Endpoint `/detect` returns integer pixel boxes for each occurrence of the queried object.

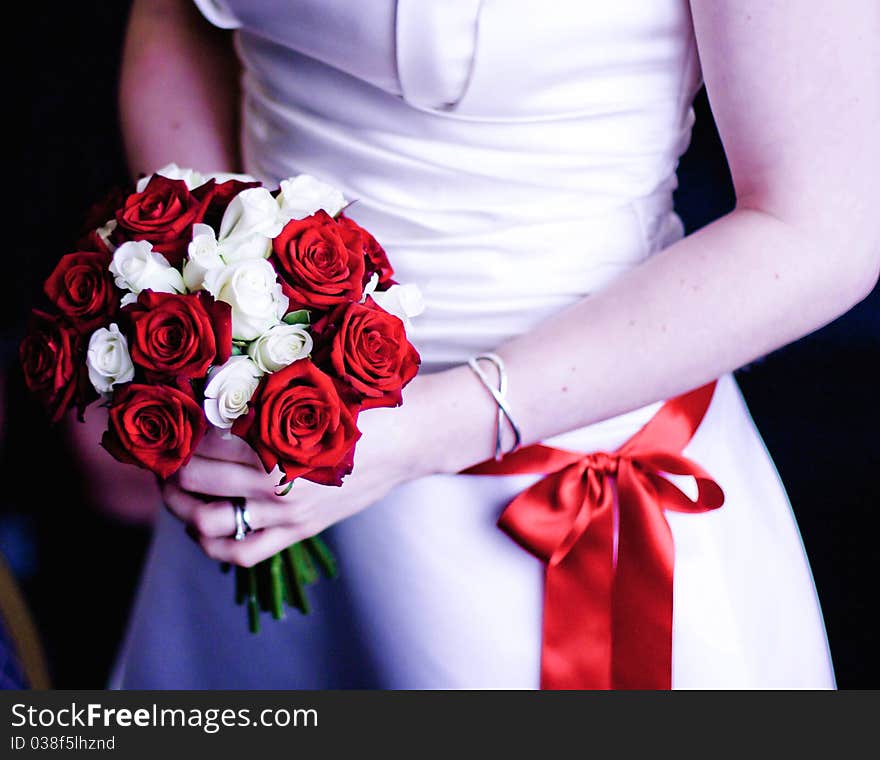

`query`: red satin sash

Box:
[464,382,724,689]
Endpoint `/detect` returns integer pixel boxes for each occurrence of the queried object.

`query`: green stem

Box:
[269,553,286,620]
[246,566,260,634]
[295,542,319,585]
[284,547,310,614]
[306,535,339,579]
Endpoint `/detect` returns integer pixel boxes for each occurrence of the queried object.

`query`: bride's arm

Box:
[168,0,879,565]
[65,0,241,523]
[119,0,241,176]
[427,0,880,474]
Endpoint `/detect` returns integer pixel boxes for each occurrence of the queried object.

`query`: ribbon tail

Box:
[611,462,675,689]
[540,473,616,689]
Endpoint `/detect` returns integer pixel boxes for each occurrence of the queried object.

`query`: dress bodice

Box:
[194,0,703,366]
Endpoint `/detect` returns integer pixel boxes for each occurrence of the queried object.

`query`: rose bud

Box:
[202,175,262,221]
[43,250,119,333]
[102,383,207,479]
[270,211,366,309]
[314,298,420,410]
[232,359,361,486]
[203,355,263,430]
[247,323,313,373]
[86,323,135,395]
[125,290,231,382]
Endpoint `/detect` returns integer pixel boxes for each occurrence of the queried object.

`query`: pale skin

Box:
[84,0,879,564]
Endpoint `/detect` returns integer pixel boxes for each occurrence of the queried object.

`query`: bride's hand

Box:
[162,375,443,566]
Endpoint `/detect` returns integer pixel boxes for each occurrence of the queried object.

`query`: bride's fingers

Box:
[173,456,278,500]
[199,525,312,567]
[186,497,295,539]
[161,480,219,524]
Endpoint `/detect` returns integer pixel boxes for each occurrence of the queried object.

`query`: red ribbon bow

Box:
[465,382,724,689]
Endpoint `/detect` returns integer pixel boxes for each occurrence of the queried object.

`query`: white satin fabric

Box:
[111,0,835,688]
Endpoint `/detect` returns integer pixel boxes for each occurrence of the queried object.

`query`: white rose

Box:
[135,163,206,193]
[207,171,258,185]
[203,356,263,430]
[247,323,313,373]
[203,259,289,341]
[370,284,426,330]
[136,166,259,193]
[278,174,347,221]
[86,323,134,394]
[183,224,225,291]
[109,241,185,306]
[217,187,284,262]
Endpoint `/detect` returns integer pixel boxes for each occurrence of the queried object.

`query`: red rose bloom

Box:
[337,214,395,287]
[114,175,212,266]
[270,210,366,309]
[315,298,420,409]
[102,383,207,479]
[125,290,231,381]
[43,250,118,332]
[19,311,86,422]
[232,359,361,486]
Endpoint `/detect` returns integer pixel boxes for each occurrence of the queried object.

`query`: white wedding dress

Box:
[111,0,835,688]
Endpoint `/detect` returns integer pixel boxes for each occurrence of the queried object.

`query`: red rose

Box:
[315,298,420,409]
[19,311,87,422]
[114,175,212,266]
[337,214,395,287]
[125,290,231,381]
[270,211,366,309]
[102,383,207,479]
[43,250,119,332]
[232,359,361,486]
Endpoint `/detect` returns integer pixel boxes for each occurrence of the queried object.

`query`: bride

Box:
[103,0,877,688]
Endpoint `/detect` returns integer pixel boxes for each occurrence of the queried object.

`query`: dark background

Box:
[1,3,877,688]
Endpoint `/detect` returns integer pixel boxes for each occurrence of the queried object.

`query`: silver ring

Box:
[232,501,253,541]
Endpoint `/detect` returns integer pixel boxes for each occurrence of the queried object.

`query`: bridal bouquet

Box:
[20,164,422,632]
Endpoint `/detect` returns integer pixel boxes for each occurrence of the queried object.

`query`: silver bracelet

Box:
[466,353,522,460]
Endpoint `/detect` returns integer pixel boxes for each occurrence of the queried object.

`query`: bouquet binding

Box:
[20,164,423,632]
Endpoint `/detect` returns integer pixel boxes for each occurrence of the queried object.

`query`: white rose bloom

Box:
[183,224,225,291]
[203,356,263,430]
[207,171,258,185]
[217,187,285,262]
[86,323,135,394]
[135,163,206,193]
[203,259,289,341]
[109,241,185,307]
[370,284,426,330]
[278,174,347,221]
[136,166,259,193]
[247,323,313,373]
